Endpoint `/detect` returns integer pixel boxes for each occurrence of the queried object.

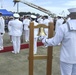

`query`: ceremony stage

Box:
[0,42,43,53]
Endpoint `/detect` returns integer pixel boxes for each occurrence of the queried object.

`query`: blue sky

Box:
[0,0,76,16]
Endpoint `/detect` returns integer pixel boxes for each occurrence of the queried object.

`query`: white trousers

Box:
[24,30,29,41]
[60,61,76,75]
[12,36,21,53]
[34,37,38,54]
[0,34,3,48]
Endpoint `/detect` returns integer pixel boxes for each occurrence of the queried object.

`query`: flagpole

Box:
[17,2,19,13]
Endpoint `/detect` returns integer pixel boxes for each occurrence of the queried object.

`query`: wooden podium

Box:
[28,22,54,75]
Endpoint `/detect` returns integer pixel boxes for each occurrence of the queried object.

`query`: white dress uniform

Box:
[10,14,23,54]
[43,18,51,36]
[23,18,30,42]
[30,15,39,54]
[0,16,5,50]
[41,19,76,75]
[55,17,64,33]
[33,21,38,54]
[8,19,14,36]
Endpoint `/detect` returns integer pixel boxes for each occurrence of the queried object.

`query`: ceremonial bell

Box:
[37,27,46,36]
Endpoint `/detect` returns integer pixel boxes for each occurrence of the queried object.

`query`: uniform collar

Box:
[67,20,76,30]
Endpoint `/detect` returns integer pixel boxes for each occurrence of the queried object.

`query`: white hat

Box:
[13,13,20,18]
[31,15,36,18]
[68,8,76,13]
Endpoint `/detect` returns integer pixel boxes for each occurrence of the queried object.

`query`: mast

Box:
[13,0,52,15]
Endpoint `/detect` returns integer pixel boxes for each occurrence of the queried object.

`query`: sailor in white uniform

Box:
[0,12,5,50]
[31,15,38,54]
[8,16,14,42]
[42,16,50,37]
[39,8,76,75]
[37,15,43,24]
[43,15,53,37]
[23,15,30,42]
[10,13,23,54]
[55,14,64,33]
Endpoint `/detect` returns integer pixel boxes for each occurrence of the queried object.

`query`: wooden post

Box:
[29,22,34,75]
[46,22,54,75]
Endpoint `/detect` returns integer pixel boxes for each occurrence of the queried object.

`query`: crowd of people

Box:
[0,11,71,54]
[0,12,54,54]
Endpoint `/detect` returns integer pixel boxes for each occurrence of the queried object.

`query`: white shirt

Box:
[23,18,30,30]
[0,16,5,33]
[10,19,23,36]
[8,19,14,35]
[43,19,76,64]
[33,21,39,38]
[55,18,64,32]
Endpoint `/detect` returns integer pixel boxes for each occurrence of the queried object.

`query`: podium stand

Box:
[29,22,54,75]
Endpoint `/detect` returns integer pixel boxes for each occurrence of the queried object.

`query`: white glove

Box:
[38,36,48,47]
[38,36,47,41]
